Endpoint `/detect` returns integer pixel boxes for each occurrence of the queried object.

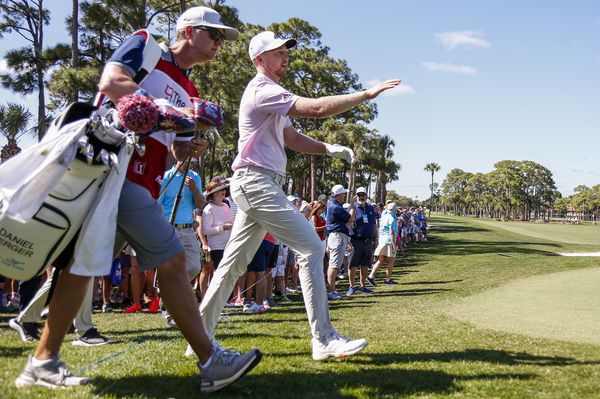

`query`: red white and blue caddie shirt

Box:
[98,31,198,199]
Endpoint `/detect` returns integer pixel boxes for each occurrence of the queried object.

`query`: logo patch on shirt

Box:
[164,84,186,107]
[133,160,146,175]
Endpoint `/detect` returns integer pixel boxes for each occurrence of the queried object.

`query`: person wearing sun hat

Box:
[198,29,400,361]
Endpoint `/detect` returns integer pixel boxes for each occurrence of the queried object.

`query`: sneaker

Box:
[102,303,113,313]
[15,354,93,388]
[337,273,347,280]
[148,297,160,313]
[311,332,368,361]
[199,345,262,393]
[262,300,271,310]
[267,297,277,307]
[72,328,112,346]
[7,297,20,312]
[243,303,263,313]
[358,286,374,294]
[226,298,244,307]
[346,286,356,296]
[285,287,298,294]
[365,276,378,287]
[9,318,40,342]
[123,303,143,313]
[384,279,398,285]
[277,294,292,303]
[327,292,343,300]
[225,298,238,308]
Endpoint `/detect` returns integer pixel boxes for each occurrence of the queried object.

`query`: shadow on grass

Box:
[358,349,599,367]
[402,279,464,285]
[422,217,563,257]
[90,366,535,399]
[0,346,32,358]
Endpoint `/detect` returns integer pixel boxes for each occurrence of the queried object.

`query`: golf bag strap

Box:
[93,29,163,107]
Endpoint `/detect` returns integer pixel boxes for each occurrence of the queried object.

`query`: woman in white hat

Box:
[201,180,233,270]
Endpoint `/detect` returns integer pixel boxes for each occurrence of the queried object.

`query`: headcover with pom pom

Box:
[191,97,224,127]
[117,93,160,133]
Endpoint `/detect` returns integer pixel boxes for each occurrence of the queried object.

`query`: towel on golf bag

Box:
[0,108,131,280]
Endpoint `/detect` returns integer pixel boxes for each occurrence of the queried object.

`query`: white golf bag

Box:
[0,103,131,281]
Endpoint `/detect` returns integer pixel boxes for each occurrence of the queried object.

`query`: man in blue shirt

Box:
[160,161,204,282]
[326,184,352,300]
[347,187,377,295]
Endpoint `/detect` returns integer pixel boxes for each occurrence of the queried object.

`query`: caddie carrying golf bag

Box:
[0,103,130,281]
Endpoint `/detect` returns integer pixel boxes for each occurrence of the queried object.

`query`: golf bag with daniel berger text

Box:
[0,103,133,281]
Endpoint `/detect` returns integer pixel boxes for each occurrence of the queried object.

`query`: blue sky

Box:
[2,0,599,200]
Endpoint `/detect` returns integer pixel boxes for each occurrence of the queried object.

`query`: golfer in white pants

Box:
[199,30,400,360]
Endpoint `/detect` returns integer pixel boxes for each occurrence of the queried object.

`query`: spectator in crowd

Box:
[326,185,352,300]
[243,233,277,312]
[159,160,205,283]
[368,202,399,285]
[309,200,328,274]
[9,270,112,346]
[347,187,377,294]
[202,180,233,269]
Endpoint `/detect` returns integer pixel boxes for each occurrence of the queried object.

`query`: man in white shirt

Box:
[199,31,400,361]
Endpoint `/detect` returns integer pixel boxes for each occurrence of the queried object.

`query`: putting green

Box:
[472,219,600,245]
[449,267,600,345]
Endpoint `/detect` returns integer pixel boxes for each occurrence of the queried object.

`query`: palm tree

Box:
[0,103,33,163]
[424,162,441,216]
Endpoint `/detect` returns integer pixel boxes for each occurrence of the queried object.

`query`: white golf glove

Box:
[324,143,355,163]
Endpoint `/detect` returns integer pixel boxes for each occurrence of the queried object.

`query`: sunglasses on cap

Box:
[194,26,225,42]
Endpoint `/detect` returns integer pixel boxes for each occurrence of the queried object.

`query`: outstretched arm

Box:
[283,126,327,154]
[288,79,400,118]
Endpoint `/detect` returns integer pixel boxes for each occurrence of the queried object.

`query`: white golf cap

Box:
[176,6,239,40]
[249,31,296,60]
[387,202,397,211]
[356,187,367,194]
[331,184,348,196]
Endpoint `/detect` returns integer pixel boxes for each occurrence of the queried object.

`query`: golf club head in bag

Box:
[0,103,128,280]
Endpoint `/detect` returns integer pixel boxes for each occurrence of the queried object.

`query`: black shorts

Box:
[248,240,275,272]
[350,237,373,268]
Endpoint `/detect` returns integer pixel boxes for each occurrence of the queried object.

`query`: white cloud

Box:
[0,59,9,73]
[435,30,491,50]
[366,79,416,96]
[421,62,479,75]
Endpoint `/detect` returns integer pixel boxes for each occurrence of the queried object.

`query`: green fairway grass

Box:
[2,214,600,398]
[469,218,600,246]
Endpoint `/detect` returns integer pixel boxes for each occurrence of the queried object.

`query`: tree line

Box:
[428,160,562,221]
[0,0,400,202]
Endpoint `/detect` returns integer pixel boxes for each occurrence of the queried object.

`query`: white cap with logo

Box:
[176,6,240,40]
[356,187,367,194]
[249,31,297,60]
[331,184,349,196]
